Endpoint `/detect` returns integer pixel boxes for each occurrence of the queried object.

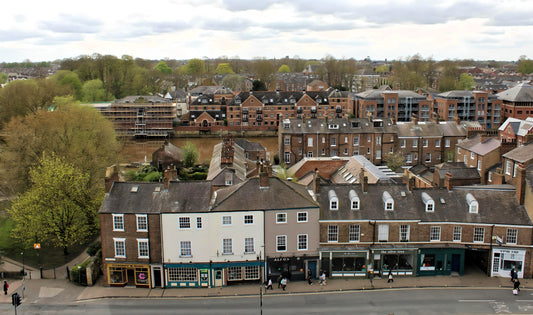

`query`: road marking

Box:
[490,301,511,314]
[516,300,533,302]
[458,300,495,302]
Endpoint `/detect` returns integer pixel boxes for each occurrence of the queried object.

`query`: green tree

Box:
[222,74,246,91]
[0,72,7,84]
[1,97,119,194]
[154,61,173,74]
[183,142,199,168]
[253,59,276,89]
[278,64,290,73]
[215,63,234,74]
[82,79,108,102]
[184,58,206,83]
[383,152,406,172]
[517,57,533,74]
[375,65,389,74]
[51,70,83,100]
[8,154,99,255]
[457,73,475,90]
[252,79,267,91]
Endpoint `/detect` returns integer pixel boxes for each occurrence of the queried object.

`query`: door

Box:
[307,261,317,279]
[127,269,135,286]
[452,254,461,273]
[214,268,223,287]
[152,267,162,288]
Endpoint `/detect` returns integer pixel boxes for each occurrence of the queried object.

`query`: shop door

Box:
[200,269,209,287]
[127,269,135,286]
[214,268,223,287]
[153,267,162,288]
[451,254,461,272]
[308,261,317,278]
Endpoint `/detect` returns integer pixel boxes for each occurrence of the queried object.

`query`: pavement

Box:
[0,266,528,305]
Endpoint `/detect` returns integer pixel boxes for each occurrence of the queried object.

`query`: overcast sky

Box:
[1,0,532,63]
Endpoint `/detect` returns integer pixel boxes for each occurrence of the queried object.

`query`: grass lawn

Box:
[0,200,93,269]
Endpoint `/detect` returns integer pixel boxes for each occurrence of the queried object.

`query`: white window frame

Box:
[136,214,148,232]
[179,217,191,229]
[445,139,450,147]
[513,163,518,178]
[297,234,308,251]
[349,224,360,242]
[506,228,518,244]
[222,238,233,255]
[477,160,481,171]
[400,139,406,148]
[308,137,313,147]
[453,226,462,242]
[284,152,290,164]
[113,214,124,231]
[378,224,389,242]
[412,140,417,148]
[297,212,308,223]
[351,198,360,210]
[114,238,126,258]
[400,225,410,242]
[470,152,474,160]
[180,241,192,257]
[328,225,338,242]
[244,237,254,254]
[244,215,254,225]
[422,139,428,147]
[276,235,287,252]
[430,226,441,241]
[284,137,290,145]
[222,215,232,225]
[436,139,441,147]
[505,160,512,175]
[276,212,287,224]
[473,227,485,243]
[137,238,149,258]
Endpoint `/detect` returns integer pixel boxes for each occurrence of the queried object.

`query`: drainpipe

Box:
[490,224,495,277]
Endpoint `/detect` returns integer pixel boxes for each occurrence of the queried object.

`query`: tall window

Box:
[179,217,191,229]
[276,213,287,223]
[422,139,428,147]
[222,216,232,225]
[196,217,202,229]
[505,161,512,175]
[400,225,410,241]
[378,224,389,242]
[445,139,450,147]
[353,137,359,146]
[430,226,441,241]
[400,139,406,148]
[223,238,233,254]
[284,152,290,163]
[436,139,441,147]
[136,215,148,232]
[413,140,417,148]
[453,226,462,242]
[308,137,313,147]
[276,235,287,251]
[114,238,126,258]
[180,241,191,257]
[328,225,338,242]
[349,225,360,242]
[244,215,254,224]
[284,137,290,145]
[137,239,149,258]
[113,214,124,231]
[473,227,485,242]
[297,212,308,222]
[244,237,254,253]
[506,228,518,244]
[298,234,308,250]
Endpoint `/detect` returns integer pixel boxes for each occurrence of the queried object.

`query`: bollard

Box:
[66,266,70,280]
[40,267,43,279]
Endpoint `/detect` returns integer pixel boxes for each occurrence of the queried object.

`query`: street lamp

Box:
[258,250,263,315]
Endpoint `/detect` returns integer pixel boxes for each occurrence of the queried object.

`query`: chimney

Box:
[313,168,320,194]
[259,162,269,188]
[105,165,120,193]
[412,114,418,125]
[359,168,365,185]
[516,165,526,205]
[407,176,415,191]
[454,114,461,125]
[362,175,368,193]
[444,172,453,191]
[367,111,373,122]
[432,111,439,124]
[163,167,171,190]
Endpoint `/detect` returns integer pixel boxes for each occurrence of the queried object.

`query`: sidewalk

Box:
[1,271,527,304]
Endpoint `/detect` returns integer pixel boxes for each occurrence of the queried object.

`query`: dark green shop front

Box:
[418,248,464,276]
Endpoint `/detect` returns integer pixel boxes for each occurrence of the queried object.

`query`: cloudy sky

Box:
[1,0,532,63]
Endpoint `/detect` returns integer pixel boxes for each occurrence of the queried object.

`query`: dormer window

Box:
[349,190,360,210]
[383,191,394,211]
[329,190,339,210]
[466,193,478,213]
[421,192,434,212]
[328,124,339,129]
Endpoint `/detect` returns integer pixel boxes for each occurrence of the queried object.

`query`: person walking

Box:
[265,277,273,290]
[388,269,394,283]
[277,274,283,289]
[513,278,521,295]
[319,271,327,286]
[3,280,8,295]
[307,269,313,285]
[281,277,287,291]
[511,268,517,282]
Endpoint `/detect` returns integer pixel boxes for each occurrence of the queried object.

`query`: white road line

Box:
[458,300,496,302]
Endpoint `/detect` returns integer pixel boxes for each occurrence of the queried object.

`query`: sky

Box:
[1,0,532,63]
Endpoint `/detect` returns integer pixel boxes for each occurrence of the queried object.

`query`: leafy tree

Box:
[253,59,276,89]
[184,58,206,83]
[215,63,234,74]
[51,70,83,100]
[383,152,405,172]
[517,57,533,74]
[8,154,99,255]
[222,74,246,91]
[252,79,267,91]
[82,79,109,102]
[1,97,119,194]
[154,61,173,74]
[278,65,290,73]
[183,141,199,168]
[0,72,7,84]
[375,65,389,73]
[457,73,475,90]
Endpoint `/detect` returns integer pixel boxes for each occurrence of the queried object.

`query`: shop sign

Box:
[273,257,290,262]
[382,250,406,254]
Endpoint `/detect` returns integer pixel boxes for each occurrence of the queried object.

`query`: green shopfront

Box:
[417,248,465,276]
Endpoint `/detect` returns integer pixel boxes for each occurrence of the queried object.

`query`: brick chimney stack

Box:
[444,172,453,191]
[163,166,178,190]
[412,114,418,125]
[407,176,415,191]
[259,161,269,188]
[516,165,526,205]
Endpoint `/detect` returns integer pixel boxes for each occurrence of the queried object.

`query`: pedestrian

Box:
[281,277,287,291]
[3,280,8,295]
[388,270,394,283]
[277,274,283,288]
[307,269,313,285]
[511,268,517,282]
[513,278,521,295]
[319,271,327,286]
[265,277,273,290]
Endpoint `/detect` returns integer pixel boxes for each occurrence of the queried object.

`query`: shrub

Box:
[86,241,101,256]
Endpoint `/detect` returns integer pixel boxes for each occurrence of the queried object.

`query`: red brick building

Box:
[497,82,533,120]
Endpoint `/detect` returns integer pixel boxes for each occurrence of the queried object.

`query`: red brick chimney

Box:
[412,114,418,125]
[163,166,178,190]
[491,168,504,185]
[362,175,368,193]
[444,172,453,191]
[516,165,526,205]
[259,162,269,188]
[313,168,320,194]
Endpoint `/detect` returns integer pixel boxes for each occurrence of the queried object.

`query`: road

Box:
[1,288,532,314]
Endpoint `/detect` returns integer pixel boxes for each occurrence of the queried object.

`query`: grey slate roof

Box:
[99,182,165,214]
[498,117,533,136]
[162,181,213,213]
[318,183,531,226]
[456,135,500,155]
[503,143,533,163]
[497,82,533,102]
[211,177,318,211]
[435,162,480,180]
[281,117,396,134]
[207,142,248,183]
[234,138,266,152]
[355,89,426,100]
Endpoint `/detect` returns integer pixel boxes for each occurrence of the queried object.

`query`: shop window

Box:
[136,214,148,232]
[332,256,366,272]
[228,267,242,281]
[168,267,197,282]
[420,254,435,270]
[135,267,149,286]
[245,266,260,280]
[109,267,126,284]
[506,228,518,244]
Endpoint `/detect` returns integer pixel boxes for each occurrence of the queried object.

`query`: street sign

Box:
[34,243,40,249]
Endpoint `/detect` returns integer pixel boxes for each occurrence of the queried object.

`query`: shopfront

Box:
[267,256,318,281]
[418,248,465,276]
[320,250,368,277]
[372,248,417,277]
[105,263,151,288]
[491,248,526,278]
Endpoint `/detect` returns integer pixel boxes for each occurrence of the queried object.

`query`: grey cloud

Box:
[101,20,191,40]
[39,14,102,34]
[220,0,279,11]
[201,18,253,31]
[0,29,42,41]
[34,33,86,45]
[488,11,533,26]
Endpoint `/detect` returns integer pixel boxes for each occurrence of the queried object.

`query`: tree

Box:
[82,79,108,102]
[154,61,173,74]
[375,65,389,74]
[8,154,99,254]
[215,63,234,74]
[0,72,7,84]
[517,57,533,74]
[252,79,267,91]
[222,74,246,91]
[184,58,206,83]
[1,97,119,194]
[253,59,276,89]
[183,142,199,168]
[51,70,83,100]
[457,73,475,90]
[383,152,406,172]
[278,65,290,73]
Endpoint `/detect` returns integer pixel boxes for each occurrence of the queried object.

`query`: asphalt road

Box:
[2,288,533,315]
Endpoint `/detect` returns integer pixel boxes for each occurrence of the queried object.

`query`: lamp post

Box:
[258,250,263,315]
[21,251,24,298]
